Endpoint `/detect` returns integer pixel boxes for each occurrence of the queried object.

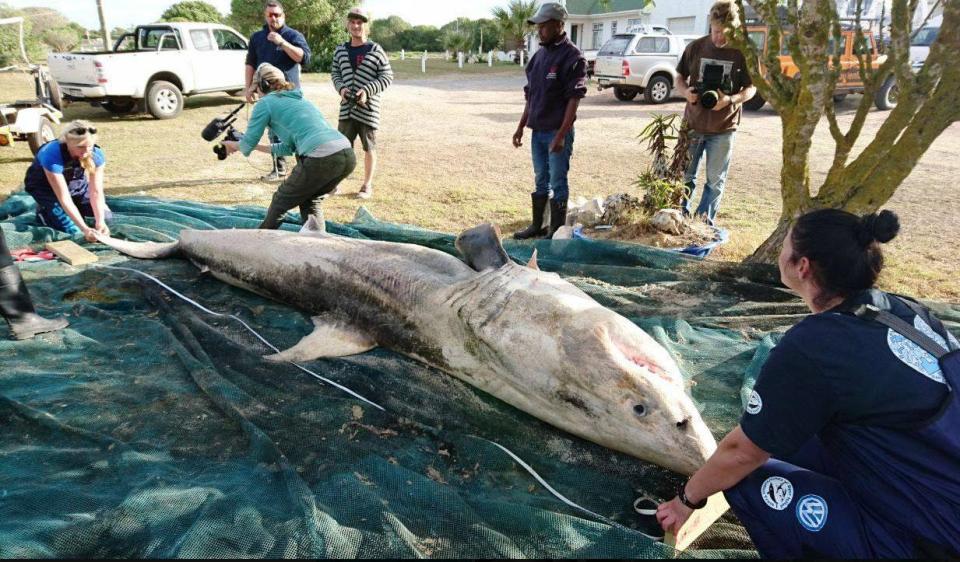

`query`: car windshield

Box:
[910,27,939,47]
[599,35,633,56]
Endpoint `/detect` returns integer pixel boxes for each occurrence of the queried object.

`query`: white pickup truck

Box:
[594,32,699,104]
[47,22,249,119]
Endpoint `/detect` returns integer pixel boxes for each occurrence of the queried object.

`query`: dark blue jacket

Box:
[523,33,587,132]
[245,25,311,88]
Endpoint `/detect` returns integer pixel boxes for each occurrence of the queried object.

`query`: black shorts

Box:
[337,119,377,152]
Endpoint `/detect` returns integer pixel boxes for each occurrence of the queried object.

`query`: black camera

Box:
[202,102,246,160]
[694,62,732,110]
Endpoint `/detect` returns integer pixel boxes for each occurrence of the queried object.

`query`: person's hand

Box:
[82,227,98,243]
[221,141,240,155]
[549,133,566,153]
[685,90,700,105]
[95,221,110,238]
[656,497,694,536]
[340,88,351,103]
[355,89,368,107]
[512,129,524,148]
[712,94,733,111]
[245,86,259,103]
[267,32,285,46]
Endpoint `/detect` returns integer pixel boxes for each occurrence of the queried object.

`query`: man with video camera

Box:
[675,0,756,226]
[222,64,355,230]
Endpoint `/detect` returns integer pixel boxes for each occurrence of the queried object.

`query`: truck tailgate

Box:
[47,53,99,86]
[595,56,625,78]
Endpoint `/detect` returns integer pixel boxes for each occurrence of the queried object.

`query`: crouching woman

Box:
[24,120,111,242]
[223,63,356,228]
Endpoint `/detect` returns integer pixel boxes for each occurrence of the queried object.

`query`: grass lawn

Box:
[1,65,958,302]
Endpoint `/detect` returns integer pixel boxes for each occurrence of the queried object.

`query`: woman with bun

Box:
[657,209,959,558]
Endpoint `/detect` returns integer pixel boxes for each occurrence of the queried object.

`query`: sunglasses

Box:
[266,12,284,18]
[70,127,97,135]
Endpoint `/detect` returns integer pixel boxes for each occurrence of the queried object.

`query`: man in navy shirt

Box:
[511,2,587,240]
[244,0,311,181]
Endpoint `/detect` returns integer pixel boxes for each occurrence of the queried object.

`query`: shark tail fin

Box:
[94,233,181,259]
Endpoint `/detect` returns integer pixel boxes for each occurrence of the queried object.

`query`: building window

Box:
[611,21,618,36]
[627,18,643,32]
[592,22,603,49]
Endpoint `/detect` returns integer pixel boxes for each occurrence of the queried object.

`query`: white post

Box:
[401,49,405,60]
[421,54,426,73]
[458,51,464,68]
[488,50,493,67]
[520,50,525,67]
[445,49,449,60]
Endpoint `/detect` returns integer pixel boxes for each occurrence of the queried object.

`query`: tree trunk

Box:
[746,213,794,264]
[97,0,110,51]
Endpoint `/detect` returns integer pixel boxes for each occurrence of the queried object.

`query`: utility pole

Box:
[97,0,110,51]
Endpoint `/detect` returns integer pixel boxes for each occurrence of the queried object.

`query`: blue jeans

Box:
[531,128,574,202]
[683,130,734,225]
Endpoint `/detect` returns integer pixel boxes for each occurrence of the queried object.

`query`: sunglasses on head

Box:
[71,127,97,135]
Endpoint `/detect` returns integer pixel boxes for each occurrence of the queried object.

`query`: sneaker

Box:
[261,170,286,182]
[357,185,373,199]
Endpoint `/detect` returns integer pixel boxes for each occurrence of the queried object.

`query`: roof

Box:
[564,0,650,16]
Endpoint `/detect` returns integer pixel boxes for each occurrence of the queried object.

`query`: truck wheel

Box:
[146,80,183,119]
[743,93,766,111]
[46,79,63,111]
[27,117,56,155]
[103,98,138,114]
[613,87,638,102]
[832,93,848,104]
[643,75,672,104]
[874,76,898,110]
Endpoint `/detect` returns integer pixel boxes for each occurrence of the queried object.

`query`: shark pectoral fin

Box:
[527,248,540,270]
[264,318,377,363]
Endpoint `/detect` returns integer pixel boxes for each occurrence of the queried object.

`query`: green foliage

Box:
[396,26,443,52]
[229,0,352,72]
[0,4,49,65]
[635,114,690,213]
[370,15,410,51]
[161,1,224,23]
[441,30,472,56]
[491,0,537,52]
[633,172,689,214]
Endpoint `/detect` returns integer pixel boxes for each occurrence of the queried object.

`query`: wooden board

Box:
[45,240,98,266]
[665,492,730,552]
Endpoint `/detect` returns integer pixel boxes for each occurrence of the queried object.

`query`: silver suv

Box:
[594,32,699,104]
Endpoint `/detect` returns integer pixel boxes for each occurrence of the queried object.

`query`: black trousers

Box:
[0,230,13,269]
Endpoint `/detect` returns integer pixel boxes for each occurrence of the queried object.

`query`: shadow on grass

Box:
[60,95,244,123]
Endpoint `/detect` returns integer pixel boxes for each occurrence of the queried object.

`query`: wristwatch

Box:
[677,479,707,510]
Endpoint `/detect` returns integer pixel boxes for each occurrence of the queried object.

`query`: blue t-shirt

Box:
[24,141,106,198]
[347,42,374,71]
[245,25,311,88]
[741,289,957,458]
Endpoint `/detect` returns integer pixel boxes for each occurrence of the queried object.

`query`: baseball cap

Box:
[527,2,568,24]
[347,7,371,22]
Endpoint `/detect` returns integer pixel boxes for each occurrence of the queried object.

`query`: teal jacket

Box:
[239,89,346,158]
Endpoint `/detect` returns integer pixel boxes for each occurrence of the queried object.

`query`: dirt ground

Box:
[1,67,958,300]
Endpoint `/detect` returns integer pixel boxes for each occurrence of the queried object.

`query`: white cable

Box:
[95,264,664,542]
[95,265,385,412]
[485,439,664,542]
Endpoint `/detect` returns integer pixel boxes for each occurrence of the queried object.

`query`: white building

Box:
[556,0,715,52]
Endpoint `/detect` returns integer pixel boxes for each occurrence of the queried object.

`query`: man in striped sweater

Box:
[331,7,393,199]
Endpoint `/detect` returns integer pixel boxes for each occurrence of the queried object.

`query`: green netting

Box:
[2,193,958,559]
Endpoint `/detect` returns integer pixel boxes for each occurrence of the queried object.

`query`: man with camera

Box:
[331,7,393,200]
[244,0,311,182]
[675,0,756,226]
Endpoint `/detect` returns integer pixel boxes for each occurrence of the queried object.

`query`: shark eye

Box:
[677,418,690,430]
[633,404,648,417]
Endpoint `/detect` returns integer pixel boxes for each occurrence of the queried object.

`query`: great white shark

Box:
[96,221,717,475]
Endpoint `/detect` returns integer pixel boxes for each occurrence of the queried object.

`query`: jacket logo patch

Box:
[547,65,558,80]
[746,390,762,415]
[796,495,828,532]
[761,476,793,511]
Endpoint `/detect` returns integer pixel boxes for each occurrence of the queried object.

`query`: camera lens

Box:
[701,90,720,109]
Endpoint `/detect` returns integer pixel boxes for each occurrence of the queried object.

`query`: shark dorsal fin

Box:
[527,248,540,270]
[300,215,327,235]
[455,223,511,272]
